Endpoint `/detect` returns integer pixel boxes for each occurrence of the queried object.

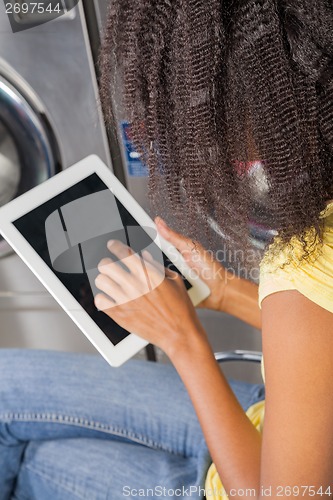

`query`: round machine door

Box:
[0,74,58,257]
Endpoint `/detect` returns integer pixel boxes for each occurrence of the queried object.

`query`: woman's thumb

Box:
[155,217,189,251]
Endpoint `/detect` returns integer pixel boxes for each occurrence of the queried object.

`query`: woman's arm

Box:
[223,275,261,331]
[260,290,333,495]
[172,290,333,499]
[94,241,333,498]
[155,217,262,330]
[170,334,263,497]
[94,240,263,496]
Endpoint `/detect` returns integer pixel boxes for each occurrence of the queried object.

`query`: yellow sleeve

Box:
[204,401,265,499]
[259,225,333,314]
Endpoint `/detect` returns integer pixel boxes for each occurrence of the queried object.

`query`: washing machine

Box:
[0,0,114,353]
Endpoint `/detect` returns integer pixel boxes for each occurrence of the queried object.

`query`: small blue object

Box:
[121,122,149,177]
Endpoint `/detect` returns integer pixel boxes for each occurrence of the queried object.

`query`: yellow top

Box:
[205,201,333,499]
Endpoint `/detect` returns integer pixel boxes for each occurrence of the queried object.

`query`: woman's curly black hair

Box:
[99,0,333,269]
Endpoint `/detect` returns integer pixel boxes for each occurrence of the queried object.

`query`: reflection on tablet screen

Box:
[13,174,192,346]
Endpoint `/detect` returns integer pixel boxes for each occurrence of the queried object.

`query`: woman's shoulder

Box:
[259,201,333,314]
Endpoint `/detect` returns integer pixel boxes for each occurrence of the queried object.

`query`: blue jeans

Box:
[0,349,265,500]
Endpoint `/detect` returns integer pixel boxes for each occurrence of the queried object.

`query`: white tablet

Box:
[0,155,210,367]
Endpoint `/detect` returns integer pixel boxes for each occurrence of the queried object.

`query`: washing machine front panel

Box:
[0,74,57,257]
[0,1,111,170]
[0,122,20,207]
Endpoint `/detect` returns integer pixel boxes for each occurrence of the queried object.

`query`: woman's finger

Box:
[165,266,185,284]
[95,272,127,305]
[95,266,151,305]
[107,240,142,270]
[94,292,116,312]
[141,249,154,263]
[104,241,148,282]
[141,249,166,275]
[97,256,130,286]
[155,217,213,273]
[155,217,194,253]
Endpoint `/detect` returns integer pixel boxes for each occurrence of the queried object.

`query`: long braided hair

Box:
[99,0,333,270]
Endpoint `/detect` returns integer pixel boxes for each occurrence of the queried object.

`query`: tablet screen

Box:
[13,173,192,346]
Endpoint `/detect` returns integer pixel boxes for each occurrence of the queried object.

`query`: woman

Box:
[1,0,332,498]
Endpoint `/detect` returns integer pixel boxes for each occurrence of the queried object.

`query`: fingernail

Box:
[156,217,168,231]
[142,249,152,260]
[98,257,112,268]
[107,240,115,248]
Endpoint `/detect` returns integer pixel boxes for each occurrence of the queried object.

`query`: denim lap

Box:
[0,349,265,499]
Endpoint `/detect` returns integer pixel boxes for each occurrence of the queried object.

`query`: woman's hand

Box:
[155,217,262,329]
[94,239,208,359]
[155,216,232,312]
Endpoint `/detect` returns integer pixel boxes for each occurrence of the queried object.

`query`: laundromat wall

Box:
[0,0,263,384]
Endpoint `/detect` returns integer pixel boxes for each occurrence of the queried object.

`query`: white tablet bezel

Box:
[0,155,210,367]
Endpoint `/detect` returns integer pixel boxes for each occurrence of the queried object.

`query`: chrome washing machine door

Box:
[0,74,58,257]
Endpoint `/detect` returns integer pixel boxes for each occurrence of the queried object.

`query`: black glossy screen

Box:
[13,173,191,346]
